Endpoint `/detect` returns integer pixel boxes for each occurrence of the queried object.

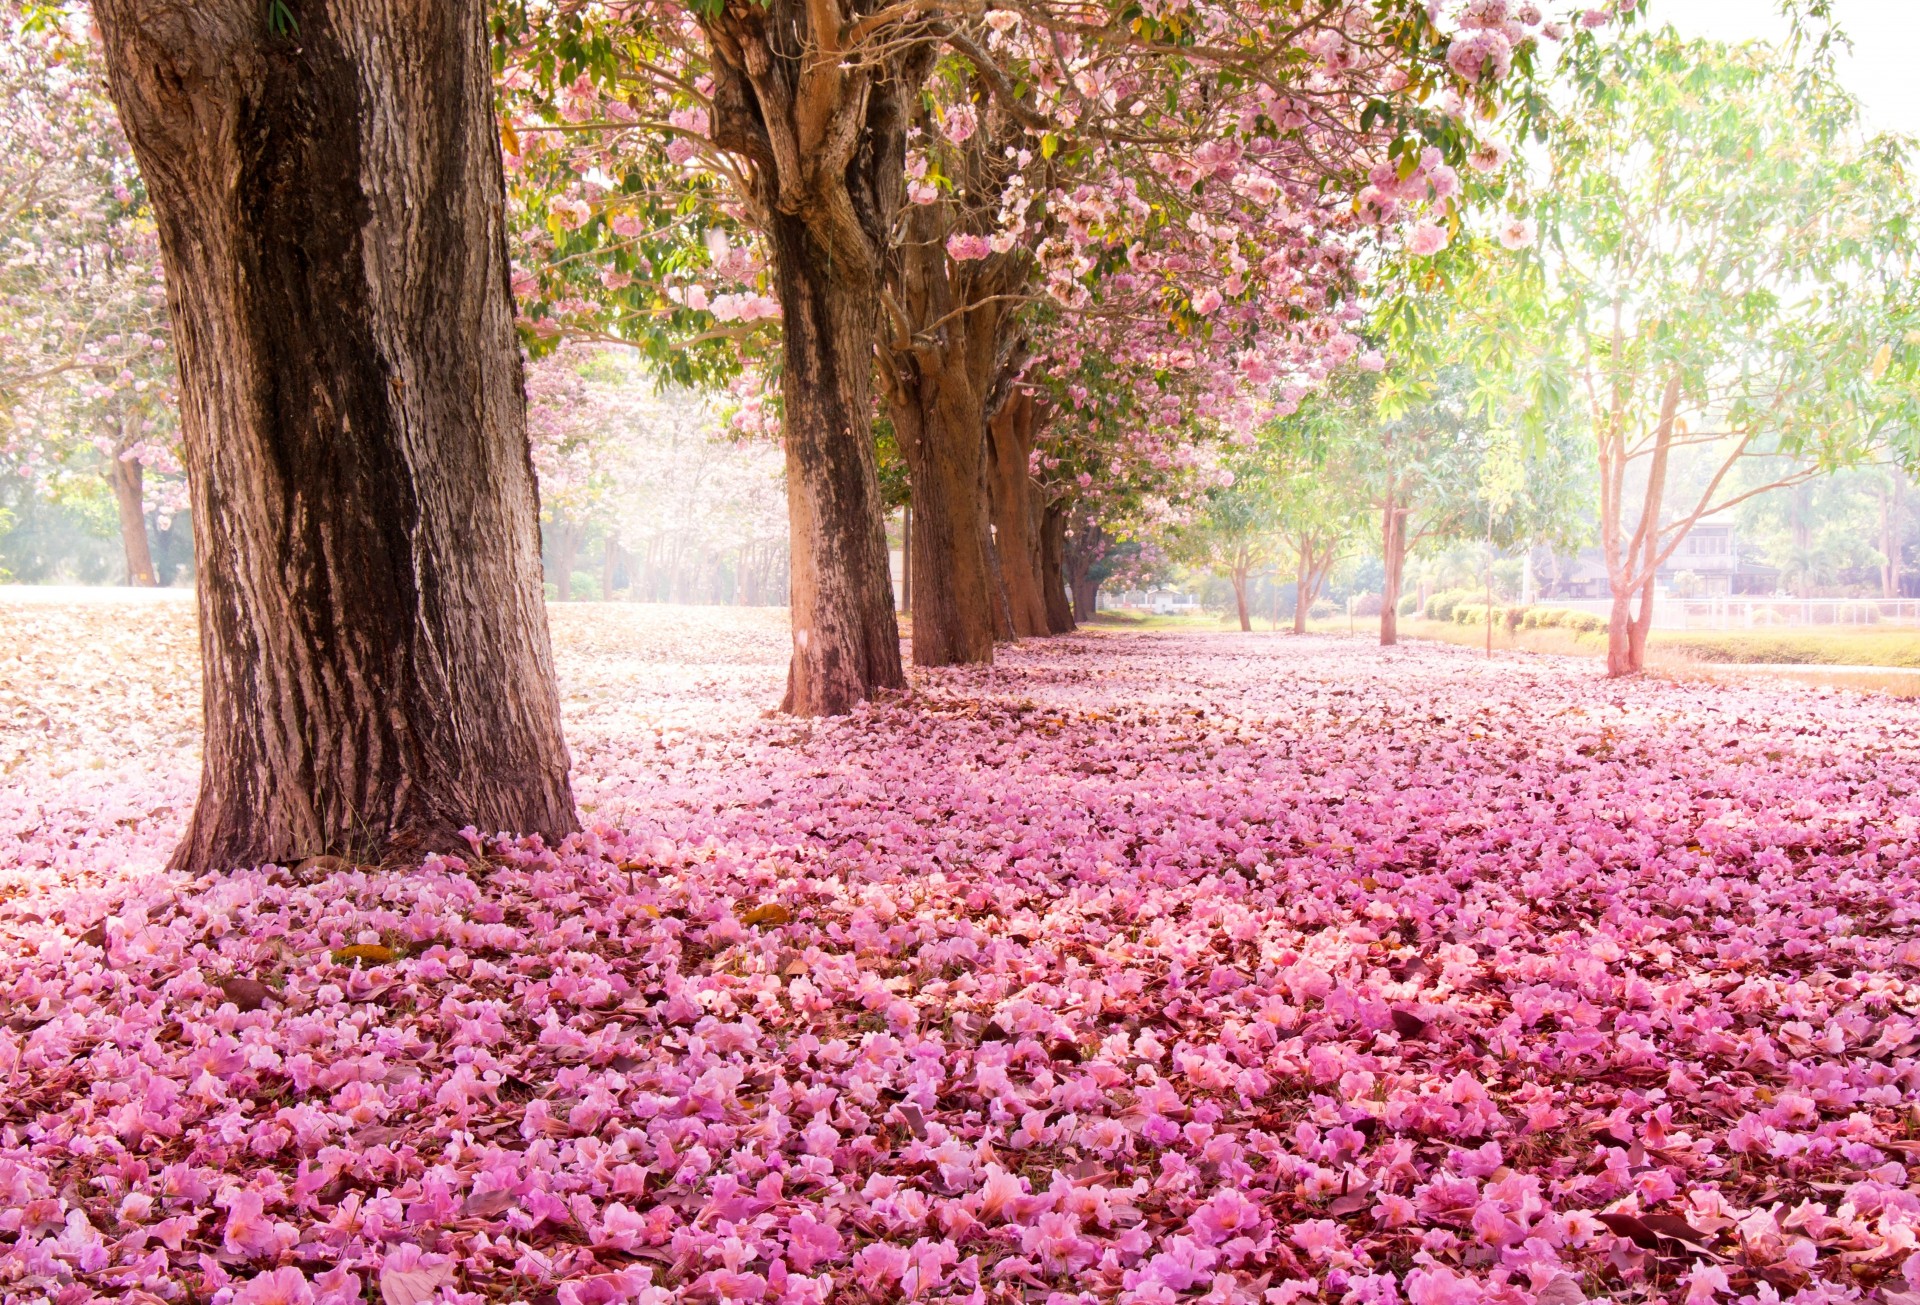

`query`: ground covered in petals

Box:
[6,595,1920,1305]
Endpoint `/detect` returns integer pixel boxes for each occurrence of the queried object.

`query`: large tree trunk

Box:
[881,204,1007,666]
[1065,519,1106,623]
[703,0,916,713]
[891,383,996,664]
[106,455,157,587]
[1039,500,1075,633]
[94,0,577,873]
[766,209,906,713]
[1037,502,1069,632]
[1380,485,1406,647]
[986,394,1051,637]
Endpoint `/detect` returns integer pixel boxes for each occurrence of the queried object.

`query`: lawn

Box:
[1316,615,1920,684]
[5,596,1920,1303]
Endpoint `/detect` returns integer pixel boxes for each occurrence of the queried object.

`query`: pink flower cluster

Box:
[6,598,1920,1305]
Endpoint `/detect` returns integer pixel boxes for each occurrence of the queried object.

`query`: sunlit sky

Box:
[1657,1,1920,138]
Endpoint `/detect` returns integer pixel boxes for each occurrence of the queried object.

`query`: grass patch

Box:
[1088,610,1238,631]
[1655,629,1920,668]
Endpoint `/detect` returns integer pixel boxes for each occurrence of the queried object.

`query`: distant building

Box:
[1545,519,1779,599]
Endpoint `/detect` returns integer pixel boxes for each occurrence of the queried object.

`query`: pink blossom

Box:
[1408,221,1450,257]
[1498,217,1538,250]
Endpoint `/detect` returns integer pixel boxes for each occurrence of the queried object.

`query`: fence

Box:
[1544,597,1920,632]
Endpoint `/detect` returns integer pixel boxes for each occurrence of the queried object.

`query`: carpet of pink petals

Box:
[6,596,1920,1305]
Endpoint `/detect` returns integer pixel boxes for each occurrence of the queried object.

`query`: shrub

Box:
[1425,589,1477,621]
[1567,611,1608,633]
[1398,592,1421,617]
[1351,593,1383,617]
[1309,599,1337,619]
[1505,605,1528,634]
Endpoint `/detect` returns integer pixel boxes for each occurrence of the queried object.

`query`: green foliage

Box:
[1423,588,1479,620]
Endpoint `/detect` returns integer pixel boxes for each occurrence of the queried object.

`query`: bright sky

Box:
[1656,0,1920,138]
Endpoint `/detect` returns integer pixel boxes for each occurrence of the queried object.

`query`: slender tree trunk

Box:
[1600,374,1681,677]
[106,455,157,587]
[1881,474,1903,599]
[1292,543,1312,635]
[986,393,1051,636]
[94,0,576,872]
[1792,482,1813,599]
[1039,500,1075,633]
[1231,567,1251,632]
[602,532,619,600]
[1380,486,1405,647]
[552,522,579,602]
[766,209,906,713]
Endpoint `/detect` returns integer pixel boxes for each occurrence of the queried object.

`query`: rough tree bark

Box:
[986,392,1051,637]
[703,1,911,713]
[1039,501,1075,633]
[889,373,996,664]
[878,204,1010,666]
[93,0,578,872]
[106,455,157,587]
[761,212,906,710]
[1065,519,1107,623]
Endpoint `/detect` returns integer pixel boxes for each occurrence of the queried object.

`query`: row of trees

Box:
[34,0,1598,871]
[1166,18,1920,674]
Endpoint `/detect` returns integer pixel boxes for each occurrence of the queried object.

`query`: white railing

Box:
[1541,597,1920,632]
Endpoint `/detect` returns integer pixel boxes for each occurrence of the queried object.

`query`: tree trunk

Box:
[1882,474,1903,599]
[892,379,996,664]
[766,209,906,713]
[93,0,577,873]
[1380,485,1405,647]
[1792,481,1813,599]
[901,503,912,612]
[1065,518,1105,623]
[551,521,579,602]
[702,0,916,713]
[106,455,157,587]
[1604,588,1637,676]
[986,393,1051,637]
[1292,543,1312,635]
[603,532,619,600]
[1039,500,1075,633]
[1231,567,1251,632]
